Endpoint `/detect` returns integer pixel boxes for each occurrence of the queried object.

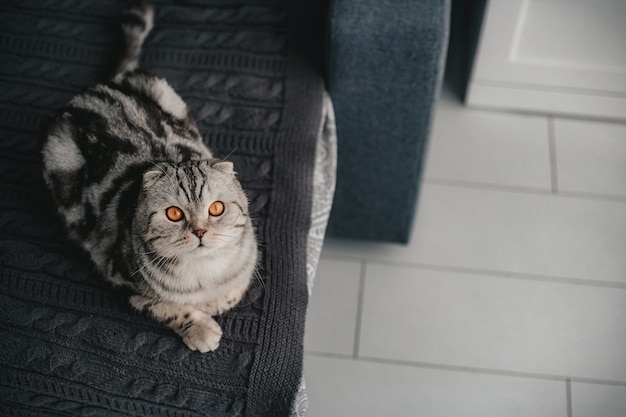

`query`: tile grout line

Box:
[566,378,573,417]
[423,177,552,196]
[371,260,626,290]
[422,178,626,203]
[352,260,367,359]
[468,105,626,125]
[470,79,626,100]
[548,116,559,194]
[320,254,626,290]
[558,189,626,203]
[304,350,626,388]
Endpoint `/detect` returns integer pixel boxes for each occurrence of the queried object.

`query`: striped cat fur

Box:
[41,1,258,353]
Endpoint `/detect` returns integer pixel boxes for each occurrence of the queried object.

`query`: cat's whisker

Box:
[253,266,265,289]
[211,238,231,245]
[136,248,160,255]
[220,147,239,162]
[153,248,182,273]
[213,233,236,239]
[132,245,180,277]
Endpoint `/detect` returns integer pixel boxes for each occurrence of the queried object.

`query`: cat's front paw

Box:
[181,313,223,353]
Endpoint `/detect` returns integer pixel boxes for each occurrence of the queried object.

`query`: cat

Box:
[41,1,258,353]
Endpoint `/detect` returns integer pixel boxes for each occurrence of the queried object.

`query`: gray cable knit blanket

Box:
[0,1,325,416]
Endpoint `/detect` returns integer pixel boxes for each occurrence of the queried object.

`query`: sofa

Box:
[0,0,449,415]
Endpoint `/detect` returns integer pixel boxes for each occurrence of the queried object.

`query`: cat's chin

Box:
[188,245,214,257]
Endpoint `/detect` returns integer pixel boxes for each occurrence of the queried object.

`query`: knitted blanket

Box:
[0,1,325,416]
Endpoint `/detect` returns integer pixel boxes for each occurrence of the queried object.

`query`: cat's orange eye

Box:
[166,206,184,222]
[209,201,225,217]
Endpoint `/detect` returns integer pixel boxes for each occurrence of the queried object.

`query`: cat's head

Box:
[133,160,253,258]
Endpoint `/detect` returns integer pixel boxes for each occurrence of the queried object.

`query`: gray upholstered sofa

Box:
[0,0,449,415]
[326,0,450,243]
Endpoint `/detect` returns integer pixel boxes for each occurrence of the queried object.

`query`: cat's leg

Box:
[197,285,248,316]
[130,295,222,353]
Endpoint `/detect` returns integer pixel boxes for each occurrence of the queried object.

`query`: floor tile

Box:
[554,119,626,197]
[426,90,552,190]
[322,184,626,285]
[304,258,362,356]
[571,383,626,417]
[360,263,626,382]
[304,355,567,417]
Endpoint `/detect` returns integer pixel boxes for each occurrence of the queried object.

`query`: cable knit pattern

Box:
[0,0,326,416]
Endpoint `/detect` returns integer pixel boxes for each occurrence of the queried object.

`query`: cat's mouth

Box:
[195,242,208,251]
[189,244,211,257]
[193,240,212,253]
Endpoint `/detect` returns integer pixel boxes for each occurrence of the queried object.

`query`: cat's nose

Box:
[193,229,206,238]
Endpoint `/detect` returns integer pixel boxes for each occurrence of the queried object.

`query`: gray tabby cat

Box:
[41,1,257,353]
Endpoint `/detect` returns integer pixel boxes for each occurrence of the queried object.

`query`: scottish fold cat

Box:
[41,1,257,352]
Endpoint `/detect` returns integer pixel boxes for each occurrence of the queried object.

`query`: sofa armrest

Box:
[326,0,450,243]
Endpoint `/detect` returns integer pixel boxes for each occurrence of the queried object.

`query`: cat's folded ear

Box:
[142,163,170,188]
[210,160,235,176]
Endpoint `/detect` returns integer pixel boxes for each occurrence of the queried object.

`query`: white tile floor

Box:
[303,87,626,417]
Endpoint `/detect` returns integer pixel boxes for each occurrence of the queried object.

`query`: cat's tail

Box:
[111,0,154,78]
